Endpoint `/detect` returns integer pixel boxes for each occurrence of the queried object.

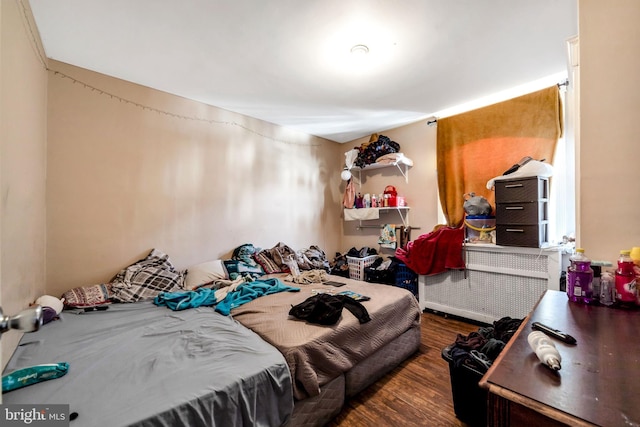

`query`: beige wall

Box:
[579,0,640,262]
[46,61,344,297]
[1,0,48,367]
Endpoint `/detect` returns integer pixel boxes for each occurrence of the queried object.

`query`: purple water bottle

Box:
[566,248,594,304]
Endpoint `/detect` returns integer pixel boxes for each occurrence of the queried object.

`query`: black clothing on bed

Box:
[289,293,371,325]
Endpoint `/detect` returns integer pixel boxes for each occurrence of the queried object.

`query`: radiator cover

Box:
[418,244,565,324]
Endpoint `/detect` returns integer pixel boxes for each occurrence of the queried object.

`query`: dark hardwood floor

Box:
[327,311,481,427]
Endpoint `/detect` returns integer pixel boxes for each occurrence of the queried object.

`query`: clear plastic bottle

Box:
[566,248,594,304]
[599,271,615,306]
[615,250,637,306]
[591,265,602,303]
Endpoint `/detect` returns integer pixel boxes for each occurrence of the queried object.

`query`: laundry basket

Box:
[346,255,378,281]
[441,345,487,426]
[395,264,418,297]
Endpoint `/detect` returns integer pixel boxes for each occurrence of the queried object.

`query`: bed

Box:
[2,301,293,427]
[235,273,422,426]
[2,274,421,427]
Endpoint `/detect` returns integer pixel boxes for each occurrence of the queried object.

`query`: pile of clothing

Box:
[363,256,404,285]
[446,317,523,373]
[245,242,331,276]
[354,134,401,168]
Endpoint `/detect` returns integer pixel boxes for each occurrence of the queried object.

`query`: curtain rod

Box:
[426,79,569,127]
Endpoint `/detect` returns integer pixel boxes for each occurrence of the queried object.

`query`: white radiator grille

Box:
[422,271,546,321]
[465,248,548,273]
[420,246,562,324]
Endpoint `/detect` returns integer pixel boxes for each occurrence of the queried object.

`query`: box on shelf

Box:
[346,255,378,281]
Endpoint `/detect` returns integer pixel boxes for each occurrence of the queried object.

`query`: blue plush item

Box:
[2,363,69,392]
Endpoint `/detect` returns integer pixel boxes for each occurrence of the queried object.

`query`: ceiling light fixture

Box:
[350,44,369,55]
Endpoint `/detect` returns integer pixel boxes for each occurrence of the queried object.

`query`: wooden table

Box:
[479,290,640,427]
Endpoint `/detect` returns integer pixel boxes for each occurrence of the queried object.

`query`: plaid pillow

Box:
[110,249,184,303]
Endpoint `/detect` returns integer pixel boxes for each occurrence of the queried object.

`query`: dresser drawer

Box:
[494,177,548,203]
[496,223,548,248]
[496,201,547,224]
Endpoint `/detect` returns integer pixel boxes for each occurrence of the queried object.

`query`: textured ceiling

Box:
[29,0,577,143]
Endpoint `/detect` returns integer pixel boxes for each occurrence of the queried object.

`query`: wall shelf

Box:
[344,207,410,228]
[352,161,410,183]
[343,158,417,247]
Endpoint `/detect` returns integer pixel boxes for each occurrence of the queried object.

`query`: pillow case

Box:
[184,259,227,290]
[110,249,184,303]
[61,283,112,308]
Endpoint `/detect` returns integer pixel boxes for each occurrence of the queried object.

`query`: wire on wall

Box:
[15,0,320,148]
[51,72,320,147]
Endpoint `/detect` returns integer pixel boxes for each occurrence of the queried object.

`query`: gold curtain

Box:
[436,85,563,228]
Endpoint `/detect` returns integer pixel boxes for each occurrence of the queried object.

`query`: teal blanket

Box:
[154,278,299,314]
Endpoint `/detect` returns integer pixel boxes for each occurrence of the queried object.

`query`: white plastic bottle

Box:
[527,331,562,370]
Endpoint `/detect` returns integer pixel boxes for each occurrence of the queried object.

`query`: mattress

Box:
[288,324,421,427]
[231,274,422,400]
[2,301,293,427]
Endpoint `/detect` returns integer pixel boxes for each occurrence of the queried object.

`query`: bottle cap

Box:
[576,248,584,253]
[621,250,631,255]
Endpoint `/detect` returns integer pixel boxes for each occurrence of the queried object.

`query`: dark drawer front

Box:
[496,201,547,224]
[496,224,548,248]
[495,177,548,203]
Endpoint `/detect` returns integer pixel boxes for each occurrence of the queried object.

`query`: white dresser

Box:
[418,243,567,324]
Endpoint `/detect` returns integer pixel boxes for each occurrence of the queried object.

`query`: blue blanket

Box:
[154,278,299,314]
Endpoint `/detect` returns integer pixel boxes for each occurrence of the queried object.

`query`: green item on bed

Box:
[2,362,69,392]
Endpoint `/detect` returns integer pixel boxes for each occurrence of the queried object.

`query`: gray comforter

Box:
[3,301,293,427]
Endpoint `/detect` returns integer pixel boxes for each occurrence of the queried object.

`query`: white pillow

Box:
[184,260,227,290]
